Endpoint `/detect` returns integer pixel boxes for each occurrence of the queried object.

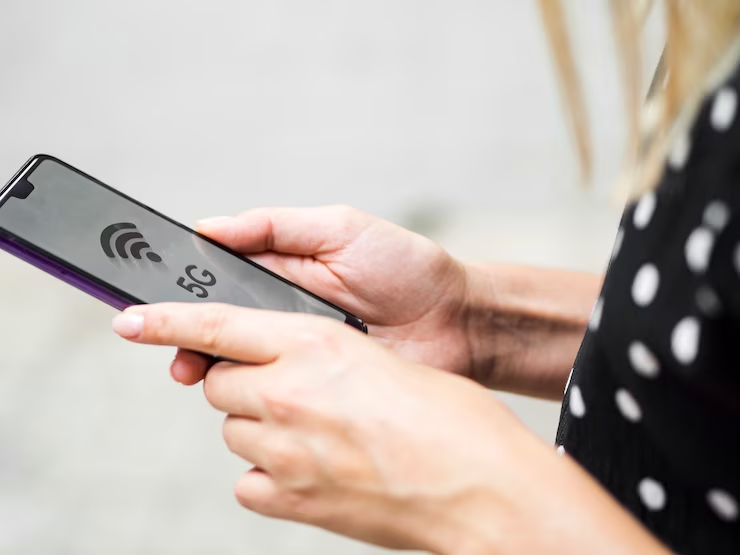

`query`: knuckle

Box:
[278,491,332,525]
[293,318,342,352]
[279,492,314,518]
[199,304,227,352]
[260,384,304,423]
[267,441,303,476]
[144,309,170,344]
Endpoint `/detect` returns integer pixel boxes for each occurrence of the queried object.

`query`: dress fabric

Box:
[556,66,740,554]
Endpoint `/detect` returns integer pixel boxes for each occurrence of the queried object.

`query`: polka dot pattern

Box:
[696,286,722,318]
[632,264,660,307]
[668,132,691,171]
[685,227,715,273]
[638,478,667,511]
[569,385,586,418]
[628,341,660,378]
[711,87,738,131]
[703,201,730,232]
[634,192,657,229]
[615,389,642,422]
[707,489,739,522]
[556,64,740,550]
[671,317,701,365]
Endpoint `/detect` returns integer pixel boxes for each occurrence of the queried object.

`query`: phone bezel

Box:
[0,154,368,333]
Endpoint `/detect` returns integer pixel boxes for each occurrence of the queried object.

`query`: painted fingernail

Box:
[112,313,144,338]
[196,216,231,228]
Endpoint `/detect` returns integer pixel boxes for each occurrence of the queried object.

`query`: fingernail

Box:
[196,216,231,228]
[112,313,144,338]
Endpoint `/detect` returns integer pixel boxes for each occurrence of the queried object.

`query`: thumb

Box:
[196,206,372,255]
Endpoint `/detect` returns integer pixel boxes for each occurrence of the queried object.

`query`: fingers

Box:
[204,361,270,417]
[223,417,308,485]
[112,302,320,363]
[234,467,283,516]
[222,415,271,468]
[234,467,321,525]
[195,206,374,255]
[170,348,213,385]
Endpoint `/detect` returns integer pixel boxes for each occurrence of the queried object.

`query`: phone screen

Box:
[0,157,352,325]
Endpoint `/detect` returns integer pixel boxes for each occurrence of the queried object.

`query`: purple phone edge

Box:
[0,235,369,333]
[0,235,132,311]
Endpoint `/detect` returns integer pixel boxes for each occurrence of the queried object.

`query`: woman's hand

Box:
[189,206,472,379]
[190,207,601,399]
[113,303,671,555]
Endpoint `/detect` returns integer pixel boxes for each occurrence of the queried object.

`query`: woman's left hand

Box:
[112,304,672,555]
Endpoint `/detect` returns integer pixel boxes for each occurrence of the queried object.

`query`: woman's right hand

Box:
[187,206,471,376]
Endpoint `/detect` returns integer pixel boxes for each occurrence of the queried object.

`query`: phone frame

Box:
[0,154,368,333]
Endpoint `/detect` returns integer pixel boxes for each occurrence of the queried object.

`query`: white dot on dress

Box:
[634,192,657,229]
[615,388,642,422]
[628,341,660,378]
[611,227,625,261]
[589,298,604,332]
[685,227,715,273]
[668,132,691,171]
[696,286,722,318]
[703,201,731,232]
[711,87,738,131]
[638,477,667,511]
[671,317,701,365]
[632,264,660,307]
[707,489,739,522]
[556,445,566,456]
[569,385,586,418]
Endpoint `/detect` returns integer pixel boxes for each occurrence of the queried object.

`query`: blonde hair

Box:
[538,0,740,197]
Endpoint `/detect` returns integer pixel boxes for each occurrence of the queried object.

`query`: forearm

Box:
[434,445,673,555]
[462,263,603,400]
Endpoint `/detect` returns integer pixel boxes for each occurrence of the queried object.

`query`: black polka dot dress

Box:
[556,69,740,553]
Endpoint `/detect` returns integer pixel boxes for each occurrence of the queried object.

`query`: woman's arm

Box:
[437,442,672,555]
[462,264,603,399]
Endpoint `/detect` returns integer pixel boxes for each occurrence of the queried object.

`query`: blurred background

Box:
[0,1,663,553]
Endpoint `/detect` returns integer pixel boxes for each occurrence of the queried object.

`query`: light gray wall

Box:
[0,0,645,223]
[0,1,661,554]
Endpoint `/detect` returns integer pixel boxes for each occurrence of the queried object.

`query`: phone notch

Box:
[0,158,39,209]
[10,177,35,200]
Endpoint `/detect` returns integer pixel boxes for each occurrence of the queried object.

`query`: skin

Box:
[112,206,670,554]
[168,207,600,399]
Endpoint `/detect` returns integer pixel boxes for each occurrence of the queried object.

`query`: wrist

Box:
[460,263,601,398]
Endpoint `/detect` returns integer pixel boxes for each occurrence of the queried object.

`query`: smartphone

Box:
[0,155,367,333]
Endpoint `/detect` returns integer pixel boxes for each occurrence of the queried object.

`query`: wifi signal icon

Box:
[101,222,163,263]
